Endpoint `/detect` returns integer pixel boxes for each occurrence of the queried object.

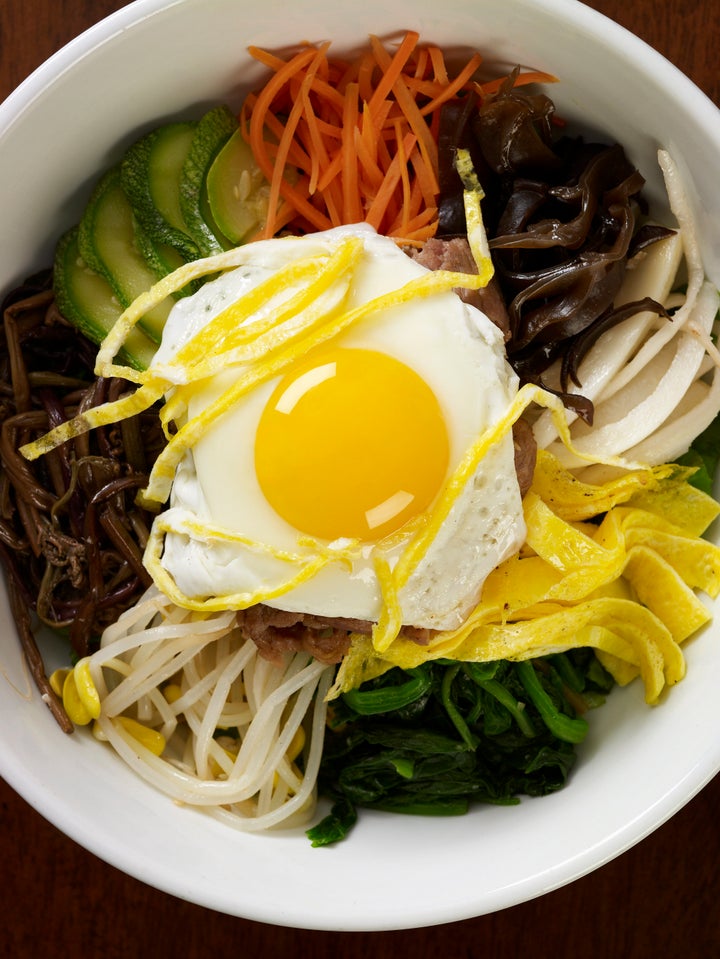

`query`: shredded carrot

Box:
[342,84,363,224]
[365,131,417,232]
[241,31,555,243]
[428,45,448,85]
[366,31,420,116]
[475,69,558,97]
[419,53,484,116]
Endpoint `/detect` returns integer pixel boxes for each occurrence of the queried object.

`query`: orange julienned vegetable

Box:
[241,31,556,244]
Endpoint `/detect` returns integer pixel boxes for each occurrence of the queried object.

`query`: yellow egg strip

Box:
[20,383,166,461]
[20,238,365,466]
[622,545,711,642]
[474,555,562,620]
[190,277,355,378]
[332,598,679,704]
[456,599,684,704]
[94,240,361,380]
[155,275,358,439]
[624,480,720,537]
[523,491,614,571]
[370,553,403,652]
[112,237,363,398]
[169,237,364,378]
[626,528,720,596]
[158,280,358,440]
[530,448,678,522]
[159,387,192,437]
[146,509,344,562]
[94,247,281,382]
[327,634,396,699]
[295,536,361,569]
[151,245,363,443]
[597,507,720,596]
[531,447,720,537]
[173,258,337,368]
[455,147,495,284]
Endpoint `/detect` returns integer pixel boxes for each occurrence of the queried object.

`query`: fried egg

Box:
[151,224,525,632]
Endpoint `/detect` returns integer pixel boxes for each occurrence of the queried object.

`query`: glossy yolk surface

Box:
[254,347,450,541]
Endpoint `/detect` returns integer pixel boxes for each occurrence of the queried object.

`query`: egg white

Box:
[155,224,525,631]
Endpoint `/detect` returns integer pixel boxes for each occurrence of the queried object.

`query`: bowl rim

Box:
[1,0,720,931]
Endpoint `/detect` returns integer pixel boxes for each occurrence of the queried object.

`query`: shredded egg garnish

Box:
[331,451,720,703]
[23,222,720,698]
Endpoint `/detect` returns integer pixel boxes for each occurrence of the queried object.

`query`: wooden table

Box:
[1,1,719,954]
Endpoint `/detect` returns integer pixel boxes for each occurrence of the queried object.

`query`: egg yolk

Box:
[254,347,450,541]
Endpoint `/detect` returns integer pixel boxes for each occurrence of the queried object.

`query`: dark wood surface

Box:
[2,1,719,954]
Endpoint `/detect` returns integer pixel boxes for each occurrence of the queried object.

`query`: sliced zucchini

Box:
[206,127,270,244]
[121,122,201,263]
[77,166,173,343]
[134,223,195,297]
[179,104,238,256]
[53,228,157,372]
[52,103,250,367]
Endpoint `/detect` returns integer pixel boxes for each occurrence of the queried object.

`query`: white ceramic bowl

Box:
[1,0,720,931]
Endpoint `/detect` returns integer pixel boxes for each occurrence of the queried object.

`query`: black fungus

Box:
[437,78,675,420]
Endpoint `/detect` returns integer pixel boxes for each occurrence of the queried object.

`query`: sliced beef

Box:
[236,604,433,665]
[512,417,537,497]
[409,236,511,340]
[237,605,353,665]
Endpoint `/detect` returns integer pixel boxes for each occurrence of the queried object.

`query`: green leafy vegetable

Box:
[341,667,432,715]
[309,652,613,845]
[306,797,357,848]
[678,411,720,494]
[515,661,589,743]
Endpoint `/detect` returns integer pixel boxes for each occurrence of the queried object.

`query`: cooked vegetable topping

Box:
[308,651,612,846]
[0,276,165,727]
[2,31,720,848]
[436,76,677,420]
[241,31,554,243]
[330,450,720,706]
